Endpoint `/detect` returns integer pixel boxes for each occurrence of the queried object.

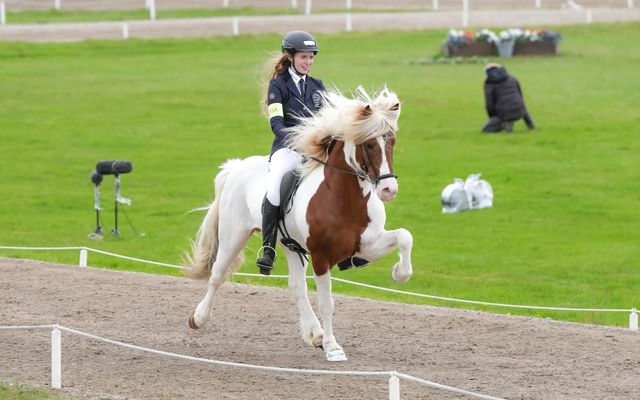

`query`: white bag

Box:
[441,174,493,214]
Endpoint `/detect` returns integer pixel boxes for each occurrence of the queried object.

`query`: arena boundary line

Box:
[0,324,505,400]
[0,245,638,330]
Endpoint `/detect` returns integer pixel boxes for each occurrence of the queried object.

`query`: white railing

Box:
[1,245,638,330]
[0,324,505,400]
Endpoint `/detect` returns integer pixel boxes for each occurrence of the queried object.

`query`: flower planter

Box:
[442,41,497,57]
[513,40,558,56]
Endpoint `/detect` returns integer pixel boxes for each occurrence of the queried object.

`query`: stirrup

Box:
[256,246,276,275]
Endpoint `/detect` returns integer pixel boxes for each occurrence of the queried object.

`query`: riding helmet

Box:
[282,31,319,55]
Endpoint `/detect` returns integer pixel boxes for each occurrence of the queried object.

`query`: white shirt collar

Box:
[289,67,306,85]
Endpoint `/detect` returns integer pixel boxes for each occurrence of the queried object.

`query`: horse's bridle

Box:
[310,136,398,185]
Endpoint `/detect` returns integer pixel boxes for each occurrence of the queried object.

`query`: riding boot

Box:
[256,197,280,276]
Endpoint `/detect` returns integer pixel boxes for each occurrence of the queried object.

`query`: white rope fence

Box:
[0,245,637,330]
[0,324,505,400]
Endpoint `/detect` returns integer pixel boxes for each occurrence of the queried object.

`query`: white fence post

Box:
[388,372,400,400]
[54,0,61,10]
[305,0,312,15]
[223,0,229,7]
[79,248,88,267]
[432,0,439,10]
[148,0,156,20]
[462,0,469,27]
[630,308,638,331]
[291,0,297,9]
[345,13,352,31]
[585,8,592,23]
[535,0,541,8]
[628,0,634,8]
[122,23,129,39]
[51,326,62,389]
[0,2,6,26]
[346,0,352,10]
[232,17,239,36]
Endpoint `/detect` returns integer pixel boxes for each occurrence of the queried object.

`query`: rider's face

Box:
[291,51,315,75]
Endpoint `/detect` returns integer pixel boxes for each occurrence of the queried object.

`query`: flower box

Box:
[513,40,558,56]
[442,41,497,58]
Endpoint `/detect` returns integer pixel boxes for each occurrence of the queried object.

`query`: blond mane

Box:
[285,86,401,176]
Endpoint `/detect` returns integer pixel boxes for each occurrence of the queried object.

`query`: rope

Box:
[0,245,634,313]
[0,323,506,399]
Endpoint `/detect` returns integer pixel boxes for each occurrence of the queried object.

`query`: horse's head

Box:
[287,86,401,201]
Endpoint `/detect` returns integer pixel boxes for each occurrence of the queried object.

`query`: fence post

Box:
[291,0,297,9]
[432,0,439,10]
[346,0,352,10]
[462,0,469,27]
[585,8,592,23]
[345,13,352,32]
[630,308,638,331]
[122,23,129,39]
[388,372,400,400]
[628,0,634,8]
[51,326,62,389]
[54,0,61,10]
[0,2,5,26]
[305,0,312,15]
[148,0,156,21]
[232,17,239,36]
[535,0,541,8]
[223,0,229,7]
[79,248,88,267]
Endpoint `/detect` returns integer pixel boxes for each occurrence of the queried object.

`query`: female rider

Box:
[256,31,326,275]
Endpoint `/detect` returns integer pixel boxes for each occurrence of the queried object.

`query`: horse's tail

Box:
[183,159,245,280]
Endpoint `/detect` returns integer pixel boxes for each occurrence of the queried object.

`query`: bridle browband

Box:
[309,138,397,185]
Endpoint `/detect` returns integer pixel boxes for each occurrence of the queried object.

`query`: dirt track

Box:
[1,257,639,399]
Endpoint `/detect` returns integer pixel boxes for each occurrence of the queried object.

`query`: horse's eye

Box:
[365,143,375,150]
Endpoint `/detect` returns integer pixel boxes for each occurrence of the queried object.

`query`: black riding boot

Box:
[256,197,280,276]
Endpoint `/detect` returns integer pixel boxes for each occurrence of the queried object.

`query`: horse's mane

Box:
[285,86,401,176]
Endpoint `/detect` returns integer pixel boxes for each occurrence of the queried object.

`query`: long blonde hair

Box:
[260,53,291,117]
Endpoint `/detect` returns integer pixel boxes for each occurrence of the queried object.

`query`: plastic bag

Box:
[441,174,493,214]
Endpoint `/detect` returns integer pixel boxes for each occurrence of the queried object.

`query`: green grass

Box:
[0,382,72,399]
[0,23,639,328]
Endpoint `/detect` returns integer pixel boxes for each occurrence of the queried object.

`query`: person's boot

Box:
[502,121,514,133]
[256,197,280,275]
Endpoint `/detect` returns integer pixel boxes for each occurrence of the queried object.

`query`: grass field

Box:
[0,22,638,327]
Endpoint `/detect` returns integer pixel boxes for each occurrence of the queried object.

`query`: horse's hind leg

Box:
[190,229,251,329]
[284,249,323,348]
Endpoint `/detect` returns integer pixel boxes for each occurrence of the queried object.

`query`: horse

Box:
[184,86,414,362]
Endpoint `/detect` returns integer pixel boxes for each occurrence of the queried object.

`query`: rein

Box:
[309,142,397,185]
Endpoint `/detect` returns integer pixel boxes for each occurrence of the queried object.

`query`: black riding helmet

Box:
[282,31,319,55]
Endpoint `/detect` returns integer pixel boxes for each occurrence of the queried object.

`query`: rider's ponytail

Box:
[260,53,291,117]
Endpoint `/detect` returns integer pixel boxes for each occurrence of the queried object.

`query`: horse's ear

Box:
[361,105,373,118]
[390,103,400,111]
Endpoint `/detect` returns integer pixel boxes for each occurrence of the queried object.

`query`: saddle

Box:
[275,170,369,271]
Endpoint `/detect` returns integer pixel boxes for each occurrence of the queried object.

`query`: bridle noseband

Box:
[310,137,397,185]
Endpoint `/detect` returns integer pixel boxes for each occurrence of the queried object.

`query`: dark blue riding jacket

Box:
[267,70,325,154]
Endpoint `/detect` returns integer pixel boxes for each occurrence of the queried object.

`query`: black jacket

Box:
[267,70,325,154]
[484,67,527,121]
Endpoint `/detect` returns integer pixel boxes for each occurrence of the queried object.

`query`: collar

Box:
[288,67,306,86]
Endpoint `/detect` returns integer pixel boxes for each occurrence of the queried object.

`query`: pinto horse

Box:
[185,87,413,362]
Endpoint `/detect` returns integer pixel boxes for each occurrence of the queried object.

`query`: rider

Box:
[256,31,326,275]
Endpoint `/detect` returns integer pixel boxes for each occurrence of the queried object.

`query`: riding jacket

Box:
[267,70,325,154]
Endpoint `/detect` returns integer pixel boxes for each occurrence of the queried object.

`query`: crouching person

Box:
[482,63,535,133]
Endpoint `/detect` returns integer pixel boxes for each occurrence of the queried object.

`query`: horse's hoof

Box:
[391,263,411,284]
[188,313,200,330]
[325,349,347,362]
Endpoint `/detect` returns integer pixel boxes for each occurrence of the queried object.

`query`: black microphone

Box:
[95,160,133,175]
[91,171,103,186]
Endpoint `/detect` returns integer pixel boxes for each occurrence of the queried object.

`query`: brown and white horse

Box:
[185,87,413,361]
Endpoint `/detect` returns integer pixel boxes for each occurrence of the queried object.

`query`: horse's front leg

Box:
[361,228,413,283]
[284,249,324,348]
[314,270,347,361]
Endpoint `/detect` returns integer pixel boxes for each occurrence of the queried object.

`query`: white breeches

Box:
[266,148,302,206]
